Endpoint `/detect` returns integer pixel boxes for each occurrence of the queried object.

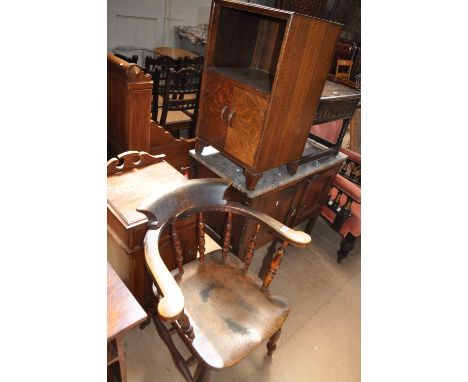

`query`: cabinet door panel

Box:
[294,167,337,225]
[253,185,297,246]
[197,71,233,148]
[223,86,268,167]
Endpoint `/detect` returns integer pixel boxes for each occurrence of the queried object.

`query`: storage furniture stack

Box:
[195,0,343,190]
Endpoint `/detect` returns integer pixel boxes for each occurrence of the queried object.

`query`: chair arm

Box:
[340,147,361,165]
[333,175,361,204]
[144,229,185,322]
[226,202,311,247]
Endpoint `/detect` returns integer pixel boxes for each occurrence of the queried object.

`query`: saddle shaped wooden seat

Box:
[137,179,311,381]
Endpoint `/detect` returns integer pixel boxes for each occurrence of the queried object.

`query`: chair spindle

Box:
[221,212,232,262]
[171,222,184,273]
[331,189,343,209]
[177,311,195,341]
[197,212,205,263]
[243,224,261,273]
[261,241,289,291]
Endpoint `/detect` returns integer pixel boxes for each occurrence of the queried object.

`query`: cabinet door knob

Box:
[220,106,228,122]
[227,110,236,127]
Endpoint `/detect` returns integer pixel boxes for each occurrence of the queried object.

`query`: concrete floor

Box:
[123,217,361,382]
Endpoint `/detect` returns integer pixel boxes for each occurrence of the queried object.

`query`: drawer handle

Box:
[227,111,236,127]
[220,106,228,122]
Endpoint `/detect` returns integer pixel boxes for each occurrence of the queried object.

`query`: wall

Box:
[107,0,212,55]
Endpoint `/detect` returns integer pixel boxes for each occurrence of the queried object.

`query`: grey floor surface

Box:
[123,217,361,381]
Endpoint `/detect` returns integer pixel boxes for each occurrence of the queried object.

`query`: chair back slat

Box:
[197,212,206,263]
[221,212,232,262]
[242,224,260,273]
[171,221,184,274]
[261,241,289,290]
[182,55,204,71]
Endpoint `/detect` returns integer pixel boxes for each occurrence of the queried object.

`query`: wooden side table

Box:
[108,262,147,382]
[154,46,198,60]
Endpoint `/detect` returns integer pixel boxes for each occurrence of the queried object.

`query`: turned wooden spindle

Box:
[261,241,289,291]
[342,197,353,216]
[197,212,205,263]
[332,189,343,209]
[171,222,184,274]
[177,311,195,341]
[341,160,350,176]
[350,163,358,180]
[243,224,261,273]
[221,212,232,262]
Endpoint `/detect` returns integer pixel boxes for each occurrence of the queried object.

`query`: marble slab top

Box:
[190,141,347,198]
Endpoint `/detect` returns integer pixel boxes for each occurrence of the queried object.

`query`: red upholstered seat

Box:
[310,120,343,145]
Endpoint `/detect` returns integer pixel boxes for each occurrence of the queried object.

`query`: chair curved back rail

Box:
[137,179,311,324]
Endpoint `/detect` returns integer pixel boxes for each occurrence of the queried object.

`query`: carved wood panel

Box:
[197,71,234,148]
[223,86,268,167]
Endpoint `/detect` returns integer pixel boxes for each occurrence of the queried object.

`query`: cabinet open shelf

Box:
[209,4,287,94]
[209,67,274,94]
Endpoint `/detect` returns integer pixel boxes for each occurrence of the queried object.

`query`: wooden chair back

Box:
[114,53,138,64]
[335,59,353,81]
[144,55,183,94]
[182,55,204,71]
[158,67,202,137]
[138,179,311,289]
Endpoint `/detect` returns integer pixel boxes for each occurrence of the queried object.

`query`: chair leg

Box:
[194,362,210,382]
[151,313,194,382]
[267,329,282,356]
[337,233,356,263]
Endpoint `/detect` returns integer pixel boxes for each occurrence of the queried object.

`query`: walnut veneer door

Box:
[223,86,268,167]
[198,71,233,148]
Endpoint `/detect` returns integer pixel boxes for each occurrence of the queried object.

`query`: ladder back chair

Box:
[137,179,311,382]
[157,67,202,139]
[114,53,138,64]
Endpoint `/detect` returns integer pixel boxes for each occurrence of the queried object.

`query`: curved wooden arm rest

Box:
[340,147,361,165]
[144,229,184,322]
[333,175,361,204]
[225,202,311,247]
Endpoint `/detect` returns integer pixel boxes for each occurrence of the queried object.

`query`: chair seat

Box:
[175,249,289,369]
[157,108,194,124]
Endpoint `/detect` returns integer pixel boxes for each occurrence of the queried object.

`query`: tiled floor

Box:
[123,217,361,381]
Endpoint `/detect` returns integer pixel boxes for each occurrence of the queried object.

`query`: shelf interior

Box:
[210,6,287,93]
[209,67,274,94]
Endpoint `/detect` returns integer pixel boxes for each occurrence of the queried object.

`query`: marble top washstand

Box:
[190,140,347,199]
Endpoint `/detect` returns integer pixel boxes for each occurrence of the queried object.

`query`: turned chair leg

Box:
[267,329,282,356]
[337,233,356,263]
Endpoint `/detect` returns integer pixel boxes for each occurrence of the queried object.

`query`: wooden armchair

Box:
[307,120,361,263]
[156,67,202,139]
[137,179,311,381]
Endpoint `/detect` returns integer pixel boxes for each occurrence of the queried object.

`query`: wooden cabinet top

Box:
[107,262,147,340]
[107,161,188,229]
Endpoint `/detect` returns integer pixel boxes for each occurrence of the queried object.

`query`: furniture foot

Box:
[337,233,356,263]
[267,329,282,356]
[243,169,263,191]
[286,160,300,175]
[194,362,211,382]
[195,140,206,154]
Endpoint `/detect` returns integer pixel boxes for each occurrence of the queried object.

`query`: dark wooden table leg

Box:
[116,335,127,382]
